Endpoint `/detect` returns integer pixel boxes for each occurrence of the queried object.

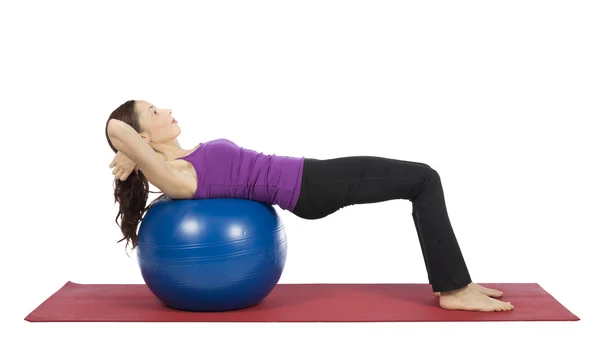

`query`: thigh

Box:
[293,156,434,218]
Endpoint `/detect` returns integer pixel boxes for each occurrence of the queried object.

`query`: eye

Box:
[154,110,158,115]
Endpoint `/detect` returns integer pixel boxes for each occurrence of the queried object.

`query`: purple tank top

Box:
[176,138,305,211]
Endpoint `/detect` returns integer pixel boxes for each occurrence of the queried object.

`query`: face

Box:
[134,100,180,145]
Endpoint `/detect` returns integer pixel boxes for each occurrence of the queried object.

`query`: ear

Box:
[139,131,151,144]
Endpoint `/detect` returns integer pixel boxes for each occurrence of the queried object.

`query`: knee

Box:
[424,168,441,187]
[409,168,439,201]
[414,161,432,169]
[426,167,439,178]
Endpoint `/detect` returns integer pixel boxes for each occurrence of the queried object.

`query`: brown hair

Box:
[104,100,166,252]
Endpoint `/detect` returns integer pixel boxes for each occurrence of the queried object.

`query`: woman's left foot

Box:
[435,282,503,298]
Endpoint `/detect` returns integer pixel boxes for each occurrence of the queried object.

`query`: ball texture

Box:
[137,197,288,312]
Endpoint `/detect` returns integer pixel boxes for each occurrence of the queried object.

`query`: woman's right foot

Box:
[439,286,514,312]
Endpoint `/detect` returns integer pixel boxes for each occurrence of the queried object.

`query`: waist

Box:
[194,156,305,210]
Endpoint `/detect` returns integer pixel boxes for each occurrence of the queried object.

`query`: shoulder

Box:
[134,155,195,199]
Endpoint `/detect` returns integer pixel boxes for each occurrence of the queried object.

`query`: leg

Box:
[291,156,471,293]
[293,156,514,311]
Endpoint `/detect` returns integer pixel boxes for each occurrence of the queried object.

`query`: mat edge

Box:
[24,281,78,322]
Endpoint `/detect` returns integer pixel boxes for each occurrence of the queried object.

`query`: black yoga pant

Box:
[291,156,472,293]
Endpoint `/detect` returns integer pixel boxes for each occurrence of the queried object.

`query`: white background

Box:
[1,0,598,358]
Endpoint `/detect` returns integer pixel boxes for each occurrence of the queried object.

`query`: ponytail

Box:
[112,171,157,252]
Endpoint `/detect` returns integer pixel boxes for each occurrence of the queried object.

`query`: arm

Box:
[106,119,188,198]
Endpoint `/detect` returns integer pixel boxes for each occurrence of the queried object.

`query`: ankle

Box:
[439,285,470,296]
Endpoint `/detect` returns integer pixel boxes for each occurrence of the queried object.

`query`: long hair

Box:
[105,100,166,253]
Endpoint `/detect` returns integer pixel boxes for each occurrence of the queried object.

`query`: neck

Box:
[149,139,187,161]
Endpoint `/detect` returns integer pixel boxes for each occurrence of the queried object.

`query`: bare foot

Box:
[435,282,503,298]
[439,285,514,312]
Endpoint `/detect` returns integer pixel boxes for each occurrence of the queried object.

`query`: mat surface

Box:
[25,281,579,322]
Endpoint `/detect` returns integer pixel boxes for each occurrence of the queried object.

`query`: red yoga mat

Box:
[25,281,579,322]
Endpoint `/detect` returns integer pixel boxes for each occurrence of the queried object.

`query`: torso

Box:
[149,139,304,209]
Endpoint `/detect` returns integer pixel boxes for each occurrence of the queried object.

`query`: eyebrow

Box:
[148,105,155,112]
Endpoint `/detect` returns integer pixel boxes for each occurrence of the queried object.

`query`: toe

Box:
[488,289,502,297]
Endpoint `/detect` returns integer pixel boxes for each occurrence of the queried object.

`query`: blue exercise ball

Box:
[137,197,288,312]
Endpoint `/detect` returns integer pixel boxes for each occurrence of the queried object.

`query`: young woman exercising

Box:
[105,99,514,313]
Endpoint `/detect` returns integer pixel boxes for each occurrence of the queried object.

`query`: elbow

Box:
[106,119,127,151]
[107,119,124,137]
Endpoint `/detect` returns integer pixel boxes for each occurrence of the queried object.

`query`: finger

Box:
[120,172,129,181]
[112,167,119,175]
[122,167,133,178]
[109,159,115,168]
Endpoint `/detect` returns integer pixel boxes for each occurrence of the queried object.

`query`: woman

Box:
[106,99,514,312]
